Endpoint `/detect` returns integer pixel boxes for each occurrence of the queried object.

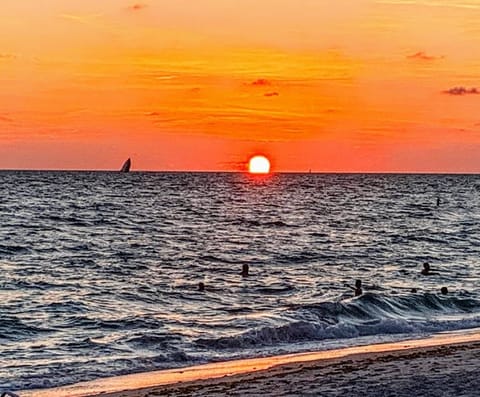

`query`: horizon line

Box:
[1,169,480,175]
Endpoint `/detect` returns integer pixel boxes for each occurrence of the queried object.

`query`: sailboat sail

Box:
[120,158,131,172]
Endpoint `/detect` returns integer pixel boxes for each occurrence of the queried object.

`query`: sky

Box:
[1,0,480,172]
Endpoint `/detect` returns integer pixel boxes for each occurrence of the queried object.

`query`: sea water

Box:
[1,172,480,390]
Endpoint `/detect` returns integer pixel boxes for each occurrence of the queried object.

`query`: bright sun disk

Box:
[248,155,271,174]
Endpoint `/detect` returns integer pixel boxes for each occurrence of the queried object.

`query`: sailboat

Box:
[120,158,131,172]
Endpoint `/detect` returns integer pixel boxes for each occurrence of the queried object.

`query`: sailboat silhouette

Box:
[120,158,131,172]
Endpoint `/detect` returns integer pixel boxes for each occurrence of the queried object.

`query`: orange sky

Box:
[1,0,480,172]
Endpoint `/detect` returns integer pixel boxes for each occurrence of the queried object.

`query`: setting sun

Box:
[248,155,271,174]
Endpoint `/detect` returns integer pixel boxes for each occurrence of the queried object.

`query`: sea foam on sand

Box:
[20,328,480,397]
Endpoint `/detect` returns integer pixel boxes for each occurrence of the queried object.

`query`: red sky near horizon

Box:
[2,0,480,172]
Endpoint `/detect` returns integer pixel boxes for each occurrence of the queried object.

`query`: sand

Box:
[20,329,480,397]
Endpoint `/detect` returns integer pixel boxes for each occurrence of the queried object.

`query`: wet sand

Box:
[20,329,480,397]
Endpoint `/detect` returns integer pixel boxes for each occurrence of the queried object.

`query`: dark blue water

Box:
[1,172,480,391]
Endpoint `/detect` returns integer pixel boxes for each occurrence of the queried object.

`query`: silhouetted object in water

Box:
[120,158,131,172]
[198,282,205,292]
[421,262,431,275]
[411,288,418,293]
[345,279,363,296]
[354,279,363,296]
[436,197,441,206]
[441,286,448,295]
[241,264,249,277]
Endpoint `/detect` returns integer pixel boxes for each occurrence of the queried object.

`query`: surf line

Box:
[20,328,480,397]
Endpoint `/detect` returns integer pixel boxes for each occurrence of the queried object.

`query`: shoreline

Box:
[19,328,480,397]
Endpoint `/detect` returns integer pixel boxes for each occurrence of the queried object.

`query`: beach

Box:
[20,329,480,397]
[112,341,480,397]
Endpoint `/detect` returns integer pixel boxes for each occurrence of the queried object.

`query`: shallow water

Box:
[1,172,480,390]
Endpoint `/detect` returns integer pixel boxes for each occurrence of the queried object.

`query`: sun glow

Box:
[248,155,271,174]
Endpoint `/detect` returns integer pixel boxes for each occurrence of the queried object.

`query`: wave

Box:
[60,315,165,331]
[0,316,52,340]
[227,218,297,228]
[0,244,31,255]
[196,293,480,349]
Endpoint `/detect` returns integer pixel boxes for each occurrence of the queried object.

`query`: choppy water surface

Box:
[1,172,480,391]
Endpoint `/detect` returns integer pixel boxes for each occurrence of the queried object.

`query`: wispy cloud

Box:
[0,115,13,122]
[59,14,103,25]
[250,79,272,86]
[443,87,480,96]
[377,1,480,10]
[128,3,148,11]
[0,53,16,60]
[407,51,444,61]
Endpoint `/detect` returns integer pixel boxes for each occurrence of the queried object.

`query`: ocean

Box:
[2,171,480,391]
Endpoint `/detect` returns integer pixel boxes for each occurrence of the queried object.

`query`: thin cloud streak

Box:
[407,51,444,61]
[377,0,480,10]
[0,53,16,60]
[443,87,480,95]
[0,115,13,122]
[59,14,104,25]
[128,4,148,11]
[250,79,272,86]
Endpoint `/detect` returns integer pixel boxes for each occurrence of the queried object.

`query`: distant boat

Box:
[120,158,131,172]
